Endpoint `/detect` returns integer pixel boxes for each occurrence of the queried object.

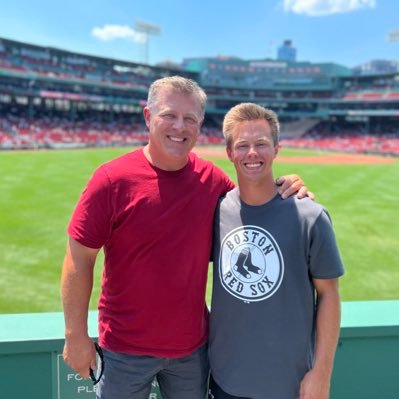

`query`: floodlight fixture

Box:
[388,29,399,42]
[135,20,161,64]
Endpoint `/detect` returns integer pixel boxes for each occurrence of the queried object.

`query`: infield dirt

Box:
[193,147,395,165]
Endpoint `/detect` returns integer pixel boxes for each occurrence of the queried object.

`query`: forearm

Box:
[61,238,97,338]
[312,284,341,377]
[299,280,341,398]
[61,237,99,377]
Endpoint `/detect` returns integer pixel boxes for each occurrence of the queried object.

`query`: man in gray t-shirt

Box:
[209,103,344,399]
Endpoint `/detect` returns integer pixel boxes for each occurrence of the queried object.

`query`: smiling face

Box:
[227,119,279,184]
[143,86,203,170]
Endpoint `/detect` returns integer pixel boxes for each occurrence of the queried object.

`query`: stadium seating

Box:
[282,126,399,156]
[0,115,149,149]
[0,37,398,155]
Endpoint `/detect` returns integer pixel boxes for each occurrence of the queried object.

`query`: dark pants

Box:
[96,344,209,399]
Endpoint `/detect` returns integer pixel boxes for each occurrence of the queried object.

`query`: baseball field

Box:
[0,146,398,313]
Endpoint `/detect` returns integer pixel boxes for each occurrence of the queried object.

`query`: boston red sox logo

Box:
[219,225,284,302]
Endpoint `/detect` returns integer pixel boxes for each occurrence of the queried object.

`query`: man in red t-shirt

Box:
[61,76,311,399]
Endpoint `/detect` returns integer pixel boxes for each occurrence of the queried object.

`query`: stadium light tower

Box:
[388,29,399,42]
[135,20,161,64]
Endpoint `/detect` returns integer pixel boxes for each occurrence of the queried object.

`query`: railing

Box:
[1,301,398,399]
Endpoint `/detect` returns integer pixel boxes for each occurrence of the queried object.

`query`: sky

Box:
[0,0,399,68]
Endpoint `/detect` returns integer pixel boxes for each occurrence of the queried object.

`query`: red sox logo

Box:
[219,225,284,302]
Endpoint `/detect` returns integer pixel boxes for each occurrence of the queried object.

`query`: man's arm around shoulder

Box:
[61,237,100,378]
[276,174,315,200]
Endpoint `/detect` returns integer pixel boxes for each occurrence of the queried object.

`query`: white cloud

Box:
[91,24,146,43]
[283,0,376,16]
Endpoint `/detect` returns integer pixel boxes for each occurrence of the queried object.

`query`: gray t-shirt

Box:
[209,188,344,399]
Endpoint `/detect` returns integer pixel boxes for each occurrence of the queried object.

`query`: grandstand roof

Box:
[0,36,192,76]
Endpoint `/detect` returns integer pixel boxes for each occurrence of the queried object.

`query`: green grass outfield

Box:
[1,147,398,313]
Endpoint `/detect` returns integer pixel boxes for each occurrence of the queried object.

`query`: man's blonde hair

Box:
[223,103,280,147]
[147,76,207,119]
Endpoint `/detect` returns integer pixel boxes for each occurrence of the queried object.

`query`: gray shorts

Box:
[96,344,209,399]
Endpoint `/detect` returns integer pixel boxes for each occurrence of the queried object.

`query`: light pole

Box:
[387,29,399,43]
[134,20,161,64]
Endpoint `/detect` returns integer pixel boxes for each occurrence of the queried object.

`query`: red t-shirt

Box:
[68,148,234,358]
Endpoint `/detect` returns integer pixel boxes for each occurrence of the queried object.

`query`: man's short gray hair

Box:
[147,76,207,119]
